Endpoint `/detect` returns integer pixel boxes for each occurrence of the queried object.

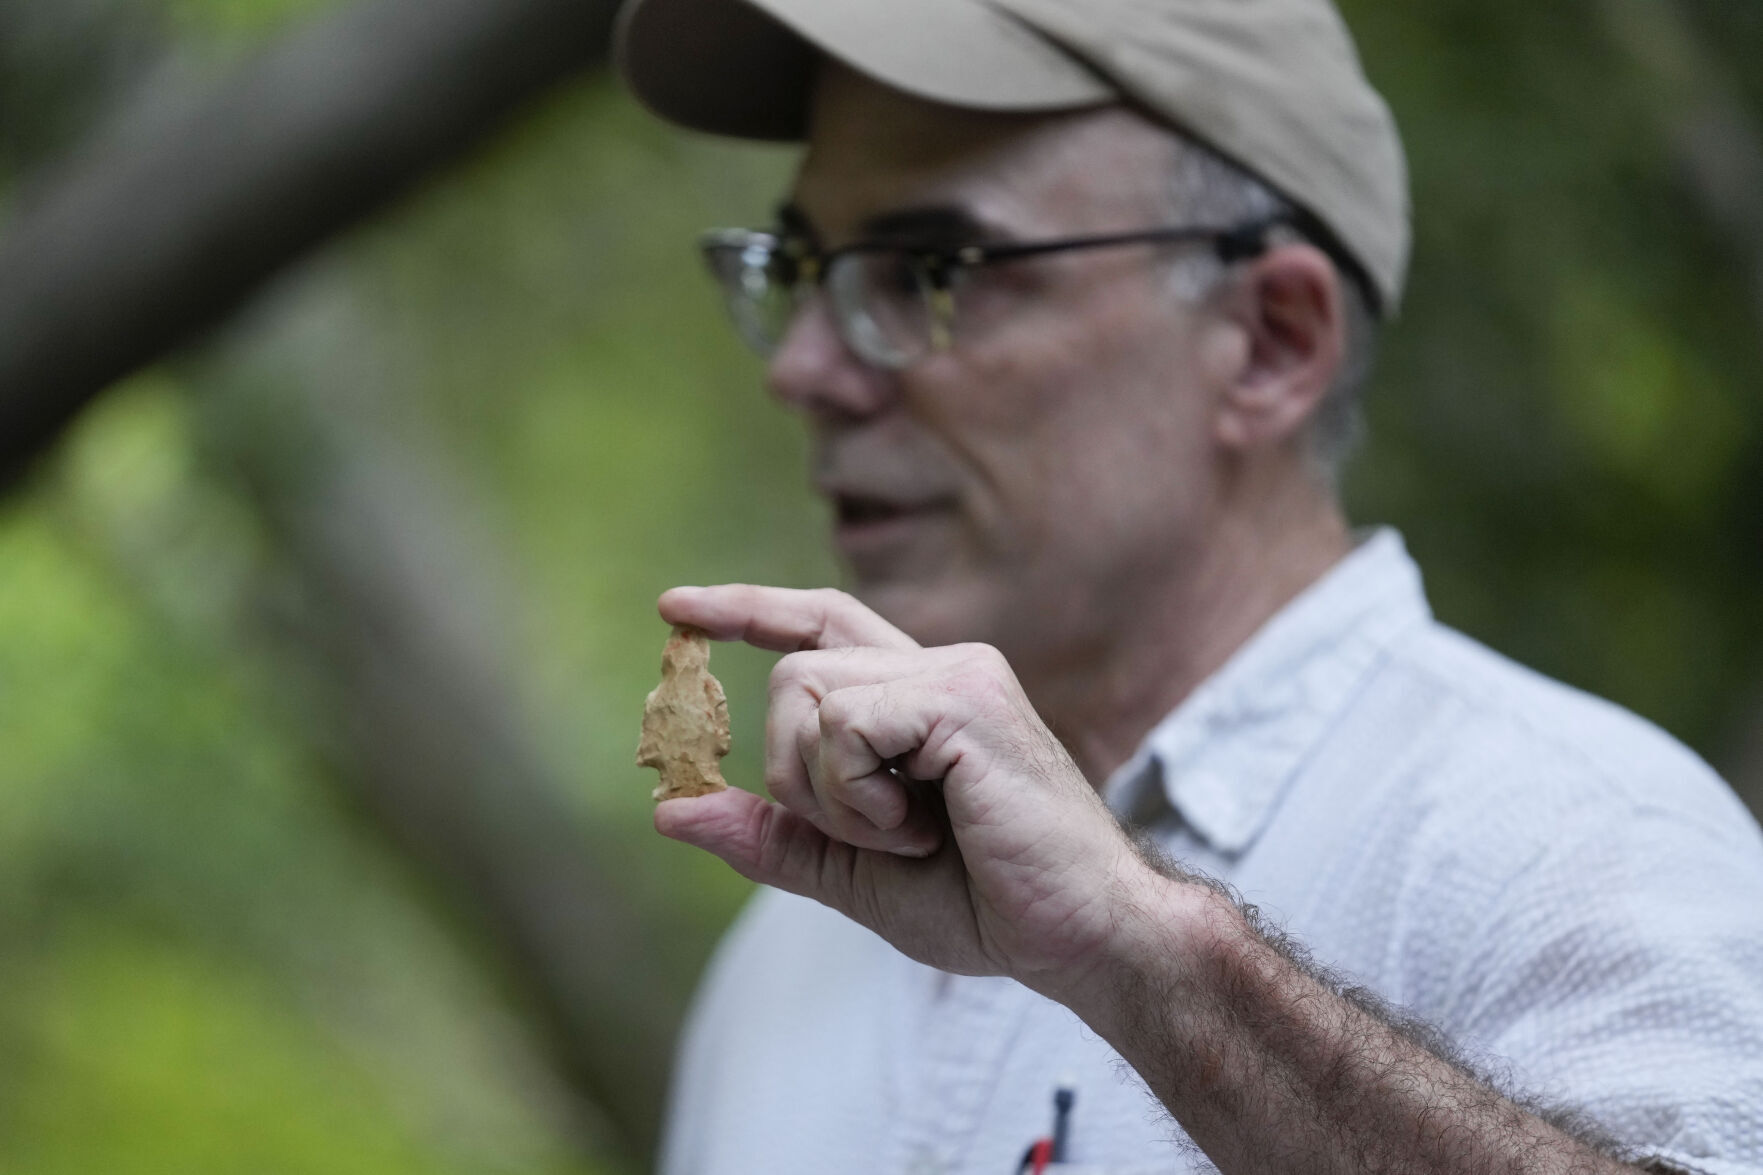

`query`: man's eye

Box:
[881,255,924,295]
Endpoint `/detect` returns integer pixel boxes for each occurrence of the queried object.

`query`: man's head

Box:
[616,0,1407,673]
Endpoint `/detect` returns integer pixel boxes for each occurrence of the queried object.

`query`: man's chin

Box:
[849,572,997,651]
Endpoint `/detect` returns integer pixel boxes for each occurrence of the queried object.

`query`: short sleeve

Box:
[1443,798,1763,1171]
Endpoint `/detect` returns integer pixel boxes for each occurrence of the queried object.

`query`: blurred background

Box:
[0,0,1759,1171]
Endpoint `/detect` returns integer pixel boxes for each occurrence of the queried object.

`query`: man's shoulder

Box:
[1370,616,1753,842]
[1267,613,1763,1033]
[1265,608,1760,920]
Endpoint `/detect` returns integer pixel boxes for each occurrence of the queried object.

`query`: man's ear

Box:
[1210,242,1346,453]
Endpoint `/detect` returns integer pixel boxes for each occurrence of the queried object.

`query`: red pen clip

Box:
[1015,1083,1075,1172]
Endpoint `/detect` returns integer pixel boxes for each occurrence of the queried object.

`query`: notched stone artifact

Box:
[637,625,731,801]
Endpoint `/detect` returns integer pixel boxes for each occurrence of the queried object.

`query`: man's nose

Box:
[765,295,898,419]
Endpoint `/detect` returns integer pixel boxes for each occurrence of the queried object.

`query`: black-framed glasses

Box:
[699,219,1283,370]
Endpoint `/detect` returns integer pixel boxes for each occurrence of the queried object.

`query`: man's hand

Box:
[653,584,1150,990]
[653,584,1653,1175]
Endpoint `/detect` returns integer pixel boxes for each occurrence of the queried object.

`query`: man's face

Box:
[772,66,1243,669]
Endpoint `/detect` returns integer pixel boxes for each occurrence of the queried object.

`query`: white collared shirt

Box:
[660,531,1763,1175]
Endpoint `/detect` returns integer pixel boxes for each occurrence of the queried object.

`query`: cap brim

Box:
[615,0,1114,141]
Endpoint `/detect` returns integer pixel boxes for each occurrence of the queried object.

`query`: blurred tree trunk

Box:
[0,0,620,488]
[198,341,690,1164]
[1597,0,1763,340]
[0,0,681,1162]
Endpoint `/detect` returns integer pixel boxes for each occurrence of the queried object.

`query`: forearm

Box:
[1054,864,1642,1175]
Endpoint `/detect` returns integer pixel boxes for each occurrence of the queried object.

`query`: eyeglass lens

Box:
[703,240,800,359]
[826,252,936,369]
[704,238,940,370]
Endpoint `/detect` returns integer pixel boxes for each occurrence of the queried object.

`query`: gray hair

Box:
[1163,133,1380,481]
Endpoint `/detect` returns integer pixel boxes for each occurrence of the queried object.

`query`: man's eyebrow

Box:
[774,201,1002,245]
[860,205,1000,243]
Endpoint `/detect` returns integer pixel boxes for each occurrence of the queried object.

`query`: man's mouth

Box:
[836,494,914,527]
[829,492,957,548]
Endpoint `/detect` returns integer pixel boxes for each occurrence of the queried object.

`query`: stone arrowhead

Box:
[637,626,731,800]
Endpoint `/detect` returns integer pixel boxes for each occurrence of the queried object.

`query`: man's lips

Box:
[827,491,959,547]
[839,490,952,522]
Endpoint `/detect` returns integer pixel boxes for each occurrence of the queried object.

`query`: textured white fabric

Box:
[659,530,1763,1175]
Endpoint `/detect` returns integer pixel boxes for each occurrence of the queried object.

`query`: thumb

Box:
[655,789,855,908]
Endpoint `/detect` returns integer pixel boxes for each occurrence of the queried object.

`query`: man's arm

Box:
[1061,837,1652,1174]
[654,584,1660,1174]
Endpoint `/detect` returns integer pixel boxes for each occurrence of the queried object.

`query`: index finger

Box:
[658,586,918,653]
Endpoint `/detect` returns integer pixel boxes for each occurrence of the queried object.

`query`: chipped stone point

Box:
[637,625,731,801]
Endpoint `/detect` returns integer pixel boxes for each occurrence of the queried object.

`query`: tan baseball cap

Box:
[614,0,1410,314]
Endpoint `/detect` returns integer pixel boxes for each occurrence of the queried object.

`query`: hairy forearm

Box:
[1053,858,1643,1175]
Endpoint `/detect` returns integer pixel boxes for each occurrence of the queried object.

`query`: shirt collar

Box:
[1104,528,1432,855]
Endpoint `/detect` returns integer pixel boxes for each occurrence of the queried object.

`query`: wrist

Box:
[1033,847,1236,1035]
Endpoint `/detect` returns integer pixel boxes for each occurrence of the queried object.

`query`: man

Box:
[613,1,1763,1171]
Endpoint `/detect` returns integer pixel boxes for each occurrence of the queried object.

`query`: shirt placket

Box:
[890,967,1036,1175]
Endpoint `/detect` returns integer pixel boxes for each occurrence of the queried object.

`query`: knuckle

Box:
[813,587,859,613]
[816,689,855,733]
[945,645,1012,701]
[954,642,1010,676]
[769,652,808,693]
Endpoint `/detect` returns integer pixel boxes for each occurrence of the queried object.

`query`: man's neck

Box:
[1026,486,1352,787]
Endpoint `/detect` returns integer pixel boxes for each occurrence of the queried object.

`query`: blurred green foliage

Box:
[1341,0,1763,760]
[1,0,1761,1171]
[166,0,344,38]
